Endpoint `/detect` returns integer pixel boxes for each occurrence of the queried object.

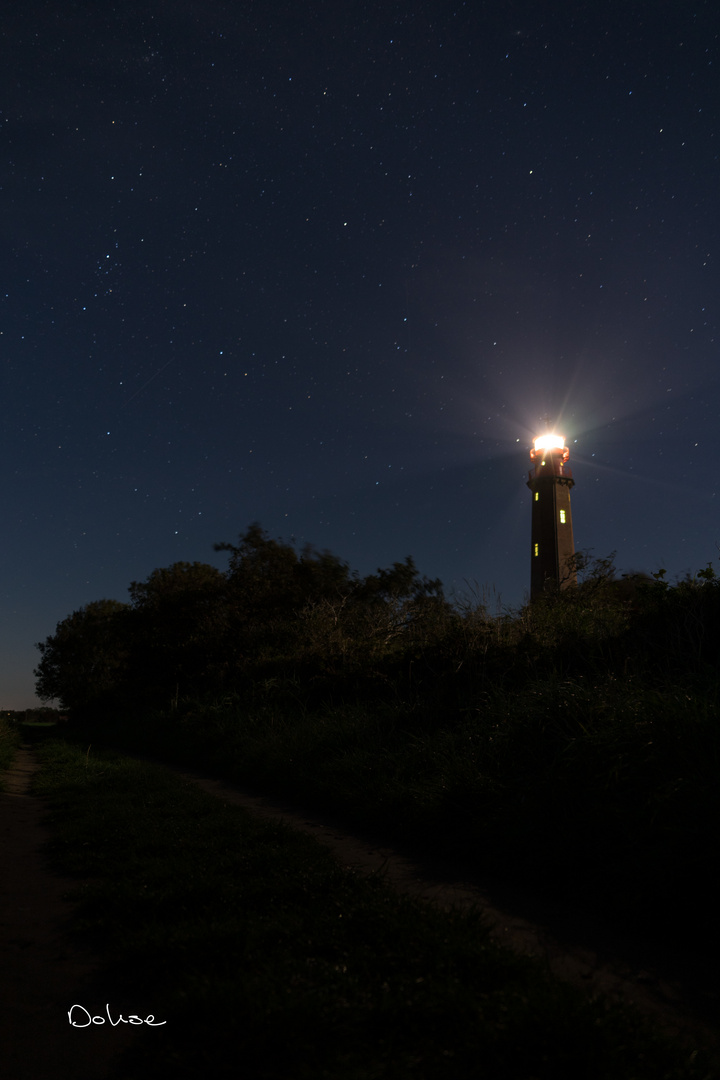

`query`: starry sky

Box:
[2,1,718,707]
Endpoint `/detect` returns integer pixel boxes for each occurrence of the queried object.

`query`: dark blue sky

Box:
[2,1,718,707]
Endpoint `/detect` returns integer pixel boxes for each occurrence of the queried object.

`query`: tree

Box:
[214,524,354,666]
[34,599,130,713]
[127,562,227,706]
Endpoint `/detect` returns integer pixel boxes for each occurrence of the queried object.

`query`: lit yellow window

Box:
[559,509,566,523]
[534,543,539,556]
[534,492,539,501]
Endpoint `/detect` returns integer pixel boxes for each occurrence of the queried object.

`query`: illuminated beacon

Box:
[527,432,577,598]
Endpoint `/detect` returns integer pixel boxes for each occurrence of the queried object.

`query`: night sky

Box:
[2,2,718,707]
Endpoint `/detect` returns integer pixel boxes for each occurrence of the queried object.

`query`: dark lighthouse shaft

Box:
[527,433,577,599]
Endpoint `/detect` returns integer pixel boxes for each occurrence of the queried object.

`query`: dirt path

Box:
[2,743,718,1077]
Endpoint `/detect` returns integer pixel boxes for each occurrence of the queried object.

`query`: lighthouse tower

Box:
[527,432,577,598]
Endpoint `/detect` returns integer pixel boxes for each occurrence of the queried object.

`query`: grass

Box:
[94,669,720,950]
[30,736,712,1080]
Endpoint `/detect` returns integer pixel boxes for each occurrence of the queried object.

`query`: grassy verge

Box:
[0,716,21,787]
[31,737,711,1079]
[94,671,720,949]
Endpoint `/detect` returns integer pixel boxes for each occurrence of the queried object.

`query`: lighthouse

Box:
[527,432,577,598]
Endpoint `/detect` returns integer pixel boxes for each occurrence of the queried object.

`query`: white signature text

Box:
[68,1003,166,1027]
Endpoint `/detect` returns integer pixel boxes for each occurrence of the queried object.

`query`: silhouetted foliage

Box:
[34,599,130,713]
[127,561,228,707]
[33,528,720,723]
[35,524,453,714]
[214,523,356,673]
[33,530,720,946]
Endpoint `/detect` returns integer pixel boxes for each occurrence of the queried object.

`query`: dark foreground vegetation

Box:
[34,525,720,949]
[0,714,21,784]
[18,737,714,1078]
